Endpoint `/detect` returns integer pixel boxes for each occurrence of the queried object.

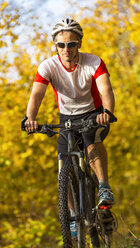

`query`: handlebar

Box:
[21,109,117,137]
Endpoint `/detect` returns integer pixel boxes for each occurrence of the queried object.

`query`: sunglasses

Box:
[55,41,79,49]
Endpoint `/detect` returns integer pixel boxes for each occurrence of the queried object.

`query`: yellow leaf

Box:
[0,1,8,11]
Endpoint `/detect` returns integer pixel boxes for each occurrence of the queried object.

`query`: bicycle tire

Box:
[85,175,100,247]
[59,163,85,248]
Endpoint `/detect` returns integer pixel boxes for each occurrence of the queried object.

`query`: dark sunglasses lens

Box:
[57,43,65,48]
[68,42,77,48]
[57,42,78,48]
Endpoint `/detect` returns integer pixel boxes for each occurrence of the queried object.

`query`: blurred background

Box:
[0,0,140,247]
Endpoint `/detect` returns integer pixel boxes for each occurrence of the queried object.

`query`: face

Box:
[55,31,81,63]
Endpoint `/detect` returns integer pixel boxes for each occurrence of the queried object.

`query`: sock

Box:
[99,180,110,188]
[70,209,75,217]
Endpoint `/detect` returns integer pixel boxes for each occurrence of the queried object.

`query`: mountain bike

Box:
[21,109,118,248]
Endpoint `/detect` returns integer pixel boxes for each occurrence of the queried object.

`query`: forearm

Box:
[26,82,47,121]
[102,88,115,113]
[26,94,42,120]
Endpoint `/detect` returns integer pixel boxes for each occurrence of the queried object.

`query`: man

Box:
[24,18,115,236]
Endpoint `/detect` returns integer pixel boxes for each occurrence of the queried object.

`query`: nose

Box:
[64,45,70,51]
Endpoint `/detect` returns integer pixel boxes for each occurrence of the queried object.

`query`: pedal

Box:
[99,205,111,210]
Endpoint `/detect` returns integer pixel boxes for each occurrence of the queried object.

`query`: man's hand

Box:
[96,112,110,125]
[25,120,38,132]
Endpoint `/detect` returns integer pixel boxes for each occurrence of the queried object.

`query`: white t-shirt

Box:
[34,52,109,115]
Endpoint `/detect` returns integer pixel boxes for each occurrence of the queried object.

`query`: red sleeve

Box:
[94,59,109,80]
[34,71,49,85]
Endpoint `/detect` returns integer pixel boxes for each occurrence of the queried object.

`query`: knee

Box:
[87,143,101,154]
[87,143,97,161]
[87,142,106,159]
[87,143,96,151]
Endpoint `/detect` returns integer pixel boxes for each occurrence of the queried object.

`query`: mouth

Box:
[63,55,71,57]
[63,52,71,56]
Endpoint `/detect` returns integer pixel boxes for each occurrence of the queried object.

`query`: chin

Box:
[64,58,71,62]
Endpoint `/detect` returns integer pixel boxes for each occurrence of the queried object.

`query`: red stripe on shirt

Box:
[51,84,60,112]
[91,76,102,109]
[94,59,109,80]
[58,56,78,72]
[34,71,49,85]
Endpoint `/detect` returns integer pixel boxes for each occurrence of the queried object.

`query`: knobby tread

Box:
[58,164,85,248]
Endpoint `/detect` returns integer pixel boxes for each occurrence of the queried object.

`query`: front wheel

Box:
[58,164,85,248]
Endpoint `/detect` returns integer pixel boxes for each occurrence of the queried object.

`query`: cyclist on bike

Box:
[24,18,115,236]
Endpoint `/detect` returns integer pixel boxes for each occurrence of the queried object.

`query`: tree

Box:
[80,0,140,236]
[0,2,62,247]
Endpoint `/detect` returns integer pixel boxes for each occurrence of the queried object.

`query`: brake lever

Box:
[21,116,28,131]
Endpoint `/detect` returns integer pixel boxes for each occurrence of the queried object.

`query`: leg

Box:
[87,142,114,206]
[87,142,108,184]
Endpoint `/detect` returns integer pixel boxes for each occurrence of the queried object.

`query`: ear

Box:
[78,39,82,49]
[56,47,59,55]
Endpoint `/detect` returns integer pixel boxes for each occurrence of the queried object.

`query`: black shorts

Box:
[57,106,110,155]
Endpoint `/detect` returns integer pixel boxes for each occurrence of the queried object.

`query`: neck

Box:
[61,54,79,71]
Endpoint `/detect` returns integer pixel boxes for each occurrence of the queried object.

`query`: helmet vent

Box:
[66,18,69,25]
[51,18,83,40]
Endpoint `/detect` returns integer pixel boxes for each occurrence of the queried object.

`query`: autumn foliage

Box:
[0,0,140,247]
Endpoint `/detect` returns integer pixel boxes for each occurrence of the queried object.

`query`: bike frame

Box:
[58,129,94,220]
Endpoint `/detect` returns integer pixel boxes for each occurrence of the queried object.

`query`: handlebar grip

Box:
[104,109,117,123]
[21,116,28,131]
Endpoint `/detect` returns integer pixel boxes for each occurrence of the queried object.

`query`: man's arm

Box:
[96,73,115,124]
[25,82,47,131]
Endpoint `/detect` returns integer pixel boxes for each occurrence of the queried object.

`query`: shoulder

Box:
[80,52,101,67]
[38,55,58,69]
[80,52,109,79]
[37,55,59,77]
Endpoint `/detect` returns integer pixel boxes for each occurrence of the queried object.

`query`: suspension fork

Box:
[78,151,86,217]
[58,153,64,174]
[58,130,86,217]
[58,158,86,218]
[68,131,86,216]
[58,130,75,173]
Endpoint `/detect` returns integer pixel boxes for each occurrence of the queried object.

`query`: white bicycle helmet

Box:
[52,18,83,40]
